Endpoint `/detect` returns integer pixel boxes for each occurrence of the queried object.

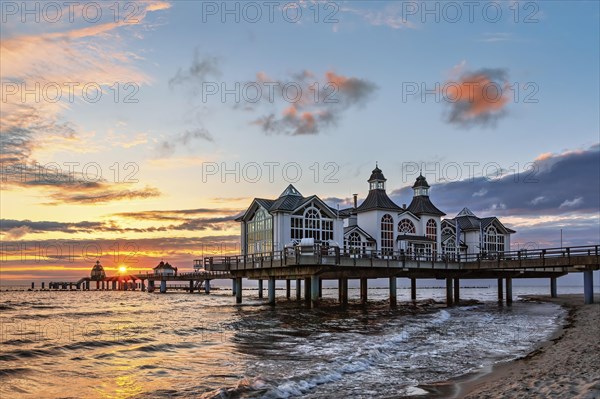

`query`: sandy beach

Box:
[422,294,600,399]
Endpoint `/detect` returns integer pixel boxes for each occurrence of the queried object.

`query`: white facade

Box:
[237,185,345,256]
[237,167,515,258]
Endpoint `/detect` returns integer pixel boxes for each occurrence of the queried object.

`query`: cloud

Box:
[1,2,169,202]
[251,70,377,135]
[157,128,214,157]
[340,4,416,30]
[560,197,583,208]
[113,208,242,221]
[478,33,513,43]
[169,50,221,91]
[46,186,161,205]
[442,67,511,128]
[1,207,241,239]
[390,144,600,218]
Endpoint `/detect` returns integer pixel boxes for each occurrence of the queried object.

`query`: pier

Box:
[39,245,598,308]
[200,244,599,307]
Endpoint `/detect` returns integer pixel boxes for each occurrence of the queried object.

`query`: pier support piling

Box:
[360,278,368,304]
[159,280,167,294]
[311,275,319,308]
[454,278,460,304]
[258,279,263,299]
[340,278,348,306]
[296,279,301,300]
[497,278,503,304]
[446,278,453,307]
[550,277,558,298]
[286,280,291,299]
[232,279,236,296]
[189,280,194,293]
[268,277,276,306]
[506,277,513,305]
[583,270,594,304]
[389,277,397,307]
[205,279,211,294]
[318,278,323,298]
[304,277,311,302]
[235,278,242,304]
[410,278,417,302]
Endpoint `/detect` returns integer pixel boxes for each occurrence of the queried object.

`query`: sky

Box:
[0,0,599,285]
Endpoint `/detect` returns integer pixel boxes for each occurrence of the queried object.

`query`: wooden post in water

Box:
[318,278,323,298]
[304,277,311,302]
[205,279,211,294]
[231,279,236,296]
[550,277,557,298]
[340,278,348,306]
[286,279,291,299]
[446,278,453,307]
[497,278,503,304]
[159,280,167,294]
[454,278,460,304]
[235,278,242,304]
[505,278,513,305]
[338,279,343,303]
[258,279,263,298]
[360,278,368,304]
[410,278,417,302]
[268,277,275,306]
[389,277,397,307]
[311,275,319,308]
[296,279,301,300]
[583,270,594,304]
[189,280,194,293]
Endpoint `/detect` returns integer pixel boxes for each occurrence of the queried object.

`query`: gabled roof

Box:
[344,225,376,242]
[406,196,446,216]
[397,209,421,221]
[356,189,402,213]
[279,184,302,197]
[444,210,516,234]
[238,189,339,221]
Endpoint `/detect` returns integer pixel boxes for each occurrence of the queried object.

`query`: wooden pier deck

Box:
[200,245,599,306]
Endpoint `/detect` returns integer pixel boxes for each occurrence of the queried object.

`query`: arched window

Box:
[398,219,416,234]
[484,226,504,253]
[381,214,394,255]
[426,219,437,242]
[441,227,454,238]
[346,232,362,254]
[304,207,321,240]
[290,205,334,242]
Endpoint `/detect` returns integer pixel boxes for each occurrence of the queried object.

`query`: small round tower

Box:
[90,260,106,281]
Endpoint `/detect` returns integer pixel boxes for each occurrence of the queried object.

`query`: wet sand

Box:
[420,294,600,399]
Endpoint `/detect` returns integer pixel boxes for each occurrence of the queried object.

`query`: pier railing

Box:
[199,245,599,272]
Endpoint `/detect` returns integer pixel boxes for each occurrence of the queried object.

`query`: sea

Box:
[0,284,586,398]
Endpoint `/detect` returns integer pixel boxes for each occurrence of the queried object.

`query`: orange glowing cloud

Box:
[442,67,510,127]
